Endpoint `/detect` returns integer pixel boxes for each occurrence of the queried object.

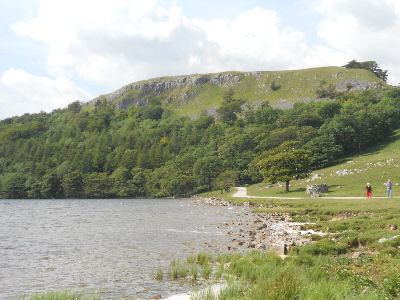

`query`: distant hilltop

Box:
[89,66,386,117]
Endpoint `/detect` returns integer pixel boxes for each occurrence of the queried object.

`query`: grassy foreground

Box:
[178,193,400,299]
[190,132,400,299]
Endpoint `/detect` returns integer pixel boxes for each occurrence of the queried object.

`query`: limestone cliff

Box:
[88,67,386,117]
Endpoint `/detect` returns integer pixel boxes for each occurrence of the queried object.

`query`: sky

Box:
[1,0,400,120]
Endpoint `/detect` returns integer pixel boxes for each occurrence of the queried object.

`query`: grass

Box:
[190,131,400,299]
[183,250,399,299]
[20,290,102,300]
[204,129,400,201]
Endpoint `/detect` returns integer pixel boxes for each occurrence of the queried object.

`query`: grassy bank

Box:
[189,131,400,299]
[180,195,400,299]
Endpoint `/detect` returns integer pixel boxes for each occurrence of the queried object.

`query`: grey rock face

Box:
[90,73,241,109]
[306,184,328,197]
[335,80,382,92]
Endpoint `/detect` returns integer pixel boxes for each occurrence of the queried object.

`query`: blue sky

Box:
[1,0,400,120]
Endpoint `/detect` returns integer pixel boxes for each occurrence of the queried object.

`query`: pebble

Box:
[194,197,322,255]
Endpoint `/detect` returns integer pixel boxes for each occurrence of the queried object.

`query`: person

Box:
[366,183,372,198]
[386,179,392,198]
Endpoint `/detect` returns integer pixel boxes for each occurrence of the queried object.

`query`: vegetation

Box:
[253,141,311,192]
[1,86,400,199]
[20,290,102,300]
[343,60,388,83]
[166,194,400,299]
[187,125,400,298]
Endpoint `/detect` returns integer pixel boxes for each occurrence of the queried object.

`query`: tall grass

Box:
[188,250,397,299]
[21,290,101,300]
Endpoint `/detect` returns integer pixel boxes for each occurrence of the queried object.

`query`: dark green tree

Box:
[1,173,27,198]
[212,170,238,193]
[216,89,244,123]
[193,156,222,190]
[84,172,111,198]
[343,60,388,82]
[62,170,83,198]
[40,172,64,198]
[255,141,311,192]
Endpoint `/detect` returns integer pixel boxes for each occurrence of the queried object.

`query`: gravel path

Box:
[232,187,389,199]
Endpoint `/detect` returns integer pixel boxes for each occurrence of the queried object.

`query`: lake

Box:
[0,199,247,299]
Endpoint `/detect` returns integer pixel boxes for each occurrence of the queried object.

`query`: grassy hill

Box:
[215,129,400,200]
[92,66,385,117]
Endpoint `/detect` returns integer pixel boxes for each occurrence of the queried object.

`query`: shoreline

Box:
[193,196,322,255]
[157,196,323,300]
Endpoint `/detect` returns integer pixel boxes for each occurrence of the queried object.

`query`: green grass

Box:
[187,251,398,300]
[218,129,400,200]
[20,290,102,300]
[192,131,400,299]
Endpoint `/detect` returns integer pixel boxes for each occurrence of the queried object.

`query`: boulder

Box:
[306,184,328,197]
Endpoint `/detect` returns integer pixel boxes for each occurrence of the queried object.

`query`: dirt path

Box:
[232,187,388,199]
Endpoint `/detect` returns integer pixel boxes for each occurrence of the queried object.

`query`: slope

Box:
[90,66,385,117]
[228,129,400,199]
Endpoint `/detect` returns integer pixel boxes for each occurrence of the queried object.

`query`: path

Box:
[232,187,389,200]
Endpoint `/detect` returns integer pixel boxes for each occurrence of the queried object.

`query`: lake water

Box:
[0,199,247,299]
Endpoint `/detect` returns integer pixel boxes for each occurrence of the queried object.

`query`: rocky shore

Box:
[194,197,324,255]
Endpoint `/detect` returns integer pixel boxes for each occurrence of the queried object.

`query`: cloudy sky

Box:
[1,0,399,120]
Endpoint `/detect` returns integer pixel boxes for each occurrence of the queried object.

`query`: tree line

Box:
[1,87,400,198]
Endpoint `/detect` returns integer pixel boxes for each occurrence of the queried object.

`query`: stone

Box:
[351,252,362,259]
[255,243,266,250]
[306,184,328,197]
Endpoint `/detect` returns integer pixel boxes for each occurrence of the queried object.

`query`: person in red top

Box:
[366,183,372,198]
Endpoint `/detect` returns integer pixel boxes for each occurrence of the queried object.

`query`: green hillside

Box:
[93,66,385,117]
[230,128,400,199]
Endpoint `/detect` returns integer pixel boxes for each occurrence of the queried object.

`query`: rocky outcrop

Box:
[87,67,386,113]
[90,73,241,109]
[335,79,383,92]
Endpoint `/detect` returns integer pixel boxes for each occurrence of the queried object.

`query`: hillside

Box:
[213,128,400,201]
[90,66,385,117]
[0,67,398,200]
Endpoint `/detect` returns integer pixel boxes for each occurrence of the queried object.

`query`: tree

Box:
[255,141,311,192]
[1,173,27,198]
[84,172,111,198]
[193,156,221,190]
[40,171,64,198]
[62,170,83,198]
[304,135,342,169]
[343,60,388,82]
[216,89,244,123]
[212,170,238,193]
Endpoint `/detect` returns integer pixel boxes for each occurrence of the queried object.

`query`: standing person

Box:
[366,183,372,198]
[386,179,392,198]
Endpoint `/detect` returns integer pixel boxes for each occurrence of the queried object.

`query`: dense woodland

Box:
[1,87,400,199]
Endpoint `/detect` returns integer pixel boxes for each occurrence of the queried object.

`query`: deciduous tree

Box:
[255,141,311,192]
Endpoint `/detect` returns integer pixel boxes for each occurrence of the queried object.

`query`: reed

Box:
[21,290,101,300]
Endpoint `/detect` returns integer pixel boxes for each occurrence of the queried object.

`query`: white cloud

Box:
[11,0,399,114]
[0,69,92,120]
[12,0,347,93]
[315,0,400,84]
